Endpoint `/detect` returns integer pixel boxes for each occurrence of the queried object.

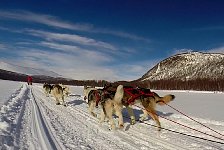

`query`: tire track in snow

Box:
[27,86,64,150]
[0,83,29,149]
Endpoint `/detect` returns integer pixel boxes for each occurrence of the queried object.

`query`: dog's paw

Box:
[119,124,124,129]
[139,117,146,123]
[157,126,162,131]
[139,115,148,122]
[130,119,136,125]
[92,113,97,118]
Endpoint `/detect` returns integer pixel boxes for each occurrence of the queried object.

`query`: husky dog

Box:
[83,85,134,130]
[59,84,71,97]
[43,83,53,97]
[83,86,99,117]
[51,84,66,106]
[115,85,175,131]
[99,85,125,130]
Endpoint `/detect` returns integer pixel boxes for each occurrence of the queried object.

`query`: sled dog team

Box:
[43,83,175,131]
[83,84,175,131]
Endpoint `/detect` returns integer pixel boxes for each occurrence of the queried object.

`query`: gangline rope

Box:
[123,115,224,145]
[131,104,224,145]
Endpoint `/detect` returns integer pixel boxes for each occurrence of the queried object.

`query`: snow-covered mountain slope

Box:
[0,61,61,77]
[141,52,224,81]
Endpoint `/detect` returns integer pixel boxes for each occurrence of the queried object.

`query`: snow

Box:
[0,80,22,107]
[0,79,224,150]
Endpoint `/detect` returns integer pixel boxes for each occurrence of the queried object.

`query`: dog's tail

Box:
[153,92,175,106]
[113,85,124,104]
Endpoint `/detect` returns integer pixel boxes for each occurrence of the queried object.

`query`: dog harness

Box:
[123,87,154,104]
[94,90,101,107]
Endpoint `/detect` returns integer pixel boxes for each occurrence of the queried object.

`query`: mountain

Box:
[0,61,61,78]
[140,52,224,81]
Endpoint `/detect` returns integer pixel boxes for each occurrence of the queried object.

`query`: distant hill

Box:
[140,52,224,81]
[0,61,110,87]
[0,61,61,78]
[0,61,75,84]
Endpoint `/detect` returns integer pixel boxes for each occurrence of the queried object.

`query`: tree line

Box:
[130,78,224,91]
[82,78,224,92]
[1,69,224,91]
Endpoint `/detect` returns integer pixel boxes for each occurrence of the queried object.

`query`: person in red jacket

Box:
[27,75,33,85]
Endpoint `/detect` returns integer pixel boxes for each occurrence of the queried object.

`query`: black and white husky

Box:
[83,85,133,130]
[83,86,99,117]
[43,83,53,97]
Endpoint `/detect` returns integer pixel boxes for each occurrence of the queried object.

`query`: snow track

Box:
[0,84,28,149]
[1,83,224,149]
[28,88,63,150]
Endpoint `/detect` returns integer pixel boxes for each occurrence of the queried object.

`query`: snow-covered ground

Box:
[0,79,224,150]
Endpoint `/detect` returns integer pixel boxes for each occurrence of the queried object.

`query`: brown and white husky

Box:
[115,85,175,131]
[51,84,66,106]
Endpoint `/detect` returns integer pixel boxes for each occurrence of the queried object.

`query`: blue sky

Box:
[0,0,224,81]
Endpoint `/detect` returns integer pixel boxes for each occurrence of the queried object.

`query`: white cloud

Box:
[112,59,159,81]
[0,10,153,81]
[0,10,150,42]
[38,41,112,62]
[1,44,152,80]
[8,48,118,80]
[172,48,194,55]
[0,44,6,50]
[93,28,151,43]
[58,67,119,81]
[208,46,224,53]
[0,10,92,31]
[27,29,117,50]
[39,41,83,53]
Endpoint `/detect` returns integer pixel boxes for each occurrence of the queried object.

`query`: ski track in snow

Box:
[0,83,224,150]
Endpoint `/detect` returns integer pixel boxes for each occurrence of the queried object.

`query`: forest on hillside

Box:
[136,79,224,91]
[111,79,224,91]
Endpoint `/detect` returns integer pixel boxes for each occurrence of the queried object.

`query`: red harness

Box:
[94,90,101,107]
[123,87,154,104]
